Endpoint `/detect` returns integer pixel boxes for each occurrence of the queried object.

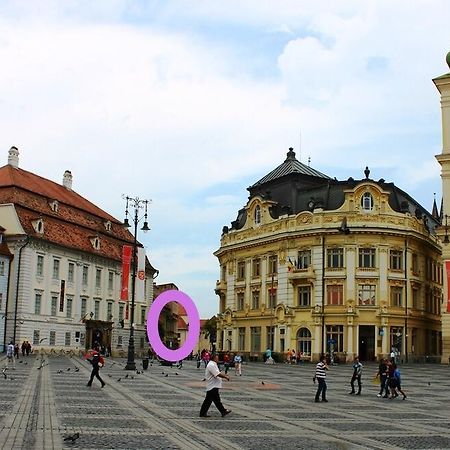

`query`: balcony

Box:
[288,267,315,284]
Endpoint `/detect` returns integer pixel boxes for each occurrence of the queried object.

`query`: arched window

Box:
[254,205,261,224]
[296,327,312,357]
[361,192,374,211]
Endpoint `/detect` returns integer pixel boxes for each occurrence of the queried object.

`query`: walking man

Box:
[234,353,242,376]
[6,341,15,370]
[349,356,363,395]
[376,358,389,398]
[199,353,232,418]
[87,347,105,388]
[314,355,329,403]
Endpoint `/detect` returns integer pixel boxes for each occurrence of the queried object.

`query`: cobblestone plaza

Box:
[0,356,449,449]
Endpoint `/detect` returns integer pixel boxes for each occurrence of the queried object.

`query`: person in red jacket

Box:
[87,347,105,388]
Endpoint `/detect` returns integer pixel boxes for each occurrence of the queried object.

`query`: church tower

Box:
[434,51,450,363]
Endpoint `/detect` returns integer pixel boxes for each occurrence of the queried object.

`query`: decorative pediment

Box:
[31,218,44,234]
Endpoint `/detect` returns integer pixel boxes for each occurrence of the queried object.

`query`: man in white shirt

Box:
[199,353,232,418]
[6,341,15,369]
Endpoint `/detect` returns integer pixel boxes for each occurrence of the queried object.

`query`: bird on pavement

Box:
[74,367,79,372]
[125,374,129,379]
[165,374,168,377]
[63,432,80,443]
[261,381,265,385]
[66,368,71,371]
[2,370,6,379]
[117,378,121,382]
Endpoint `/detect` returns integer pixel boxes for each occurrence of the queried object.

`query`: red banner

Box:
[446,261,450,312]
[121,245,132,301]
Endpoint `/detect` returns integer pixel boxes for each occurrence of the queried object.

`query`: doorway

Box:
[358,325,375,361]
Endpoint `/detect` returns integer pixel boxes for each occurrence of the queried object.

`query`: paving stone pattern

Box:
[0,355,449,449]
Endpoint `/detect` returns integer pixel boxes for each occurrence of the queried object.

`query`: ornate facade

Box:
[215,149,442,362]
[0,147,157,355]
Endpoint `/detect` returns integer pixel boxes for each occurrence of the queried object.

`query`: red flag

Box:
[121,245,132,301]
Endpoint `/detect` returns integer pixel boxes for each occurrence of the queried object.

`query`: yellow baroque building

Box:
[214,149,442,362]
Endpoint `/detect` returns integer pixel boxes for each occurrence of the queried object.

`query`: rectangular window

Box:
[81,298,87,318]
[65,332,71,346]
[68,262,75,283]
[107,302,113,320]
[391,286,403,307]
[221,264,226,281]
[237,292,244,310]
[358,284,376,306]
[37,255,44,277]
[117,335,123,347]
[412,288,419,309]
[327,248,344,268]
[108,272,114,290]
[268,255,278,275]
[33,330,40,345]
[35,293,42,315]
[359,248,376,268]
[66,297,73,318]
[141,307,146,324]
[52,259,60,280]
[51,296,57,316]
[237,261,246,280]
[0,261,4,276]
[119,303,125,322]
[49,331,56,346]
[94,300,100,319]
[251,291,260,310]
[252,258,260,277]
[412,253,419,274]
[266,326,275,350]
[238,327,246,351]
[390,250,403,271]
[326,325,344,352]
[82,266,89,285]
[297,250,311,269]
[327,285,344,305]
[250,326,261,353]
[298,286,311,307]
[95,269,102,288]
[390,326,403,352]
[268,287,277,309]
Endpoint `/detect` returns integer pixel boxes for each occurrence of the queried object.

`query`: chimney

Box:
[8,146,19,168]
[62,170,73,190]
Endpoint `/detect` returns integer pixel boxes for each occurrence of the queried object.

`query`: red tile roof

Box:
[0,163,156,269]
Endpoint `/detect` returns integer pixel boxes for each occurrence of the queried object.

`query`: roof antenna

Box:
[308,156,311,167]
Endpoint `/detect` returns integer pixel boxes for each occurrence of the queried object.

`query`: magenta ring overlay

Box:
[146,290,200,362]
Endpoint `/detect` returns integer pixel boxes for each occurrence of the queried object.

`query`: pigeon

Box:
[74,368,79,372]
[67,368,71,371]
[107,374,112,378]
[2,370,6,380]
[165,374,168,377]
[261,381,265,385]
[175,373,179,376]
[117,378,121,382]
[19,360,23,364]
[63,432,80,443]
[161,371,165,375]
[57,370,63,374]
[125,374,129,379]
[131,376,134,380]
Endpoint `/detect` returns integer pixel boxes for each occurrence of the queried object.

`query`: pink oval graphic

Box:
[147,290,200,362]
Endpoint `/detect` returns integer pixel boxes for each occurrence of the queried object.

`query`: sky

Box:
[0,1,449,318]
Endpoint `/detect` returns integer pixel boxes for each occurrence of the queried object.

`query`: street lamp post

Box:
[123,196,150,371]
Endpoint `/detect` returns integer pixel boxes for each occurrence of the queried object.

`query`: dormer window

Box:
[90,236,100,250]
[32,219,44,234]
[104,221,112,232]
[361,192,374,211]
[49,200,59,213]
[255,205,261,224]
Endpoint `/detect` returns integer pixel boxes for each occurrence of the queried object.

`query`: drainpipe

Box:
[3,252,13,351]
[13,237,30,344]
[404,238,408,363]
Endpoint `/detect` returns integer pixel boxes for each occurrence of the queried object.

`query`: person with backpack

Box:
[87,347,105,388]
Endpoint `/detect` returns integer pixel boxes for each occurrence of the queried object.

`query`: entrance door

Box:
[358,325,375,361]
